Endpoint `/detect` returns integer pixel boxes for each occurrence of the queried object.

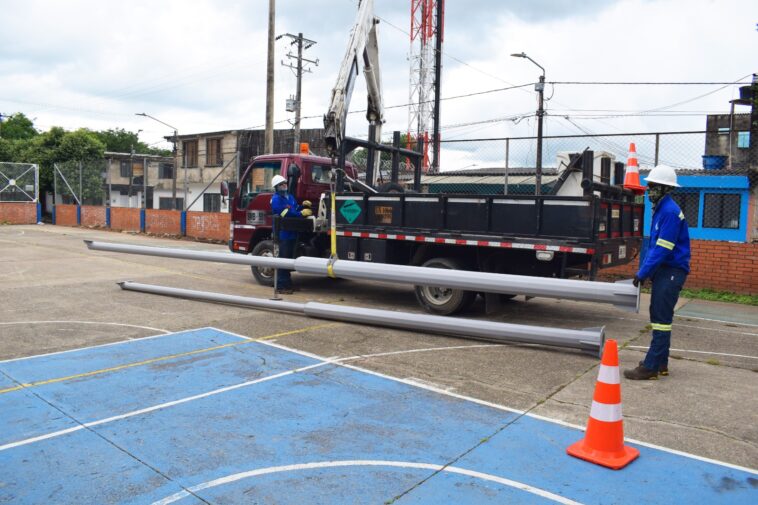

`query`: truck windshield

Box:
[310,164,332,184]
[241,161,282,194]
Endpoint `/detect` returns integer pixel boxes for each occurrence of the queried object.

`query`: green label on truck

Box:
[339,200,361,224]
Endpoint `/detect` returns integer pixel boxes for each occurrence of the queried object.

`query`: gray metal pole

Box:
[86,240,639,311]
[293,32,303,151]
[143,157,147,209]
[118,281,605,356]
[265,0,275,154]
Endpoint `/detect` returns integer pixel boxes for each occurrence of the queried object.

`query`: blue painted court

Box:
[0,328,755,504]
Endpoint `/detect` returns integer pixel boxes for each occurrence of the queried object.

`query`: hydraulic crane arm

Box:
[323,0,384,161]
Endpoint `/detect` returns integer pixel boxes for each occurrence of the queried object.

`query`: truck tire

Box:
[414,257,475,316]
[250,240,276,287]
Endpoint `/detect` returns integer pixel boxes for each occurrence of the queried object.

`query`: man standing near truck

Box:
[624,164,690,381]
[270,175,312,295]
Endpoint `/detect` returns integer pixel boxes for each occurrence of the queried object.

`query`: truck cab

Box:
[229,152,356,265]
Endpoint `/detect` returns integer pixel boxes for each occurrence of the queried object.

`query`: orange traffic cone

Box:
[566,339,639,469]
[623,143,646,194]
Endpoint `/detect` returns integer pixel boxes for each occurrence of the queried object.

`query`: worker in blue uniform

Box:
[625,164,691,380]
[270,174,312,295]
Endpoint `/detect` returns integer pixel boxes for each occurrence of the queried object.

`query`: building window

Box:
[159,197,184,210]
[203,193,221,212]
[120,160,131,178]
[206,138,222,166]
[158,163,174,179]
[703,193,740,229]
[183,140,198,167]
[671,192,699,227]
[737,131,750,149]
[717,127,730,135]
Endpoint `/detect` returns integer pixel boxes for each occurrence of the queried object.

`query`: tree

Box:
[93,128,170,156]
[0,113,38,140]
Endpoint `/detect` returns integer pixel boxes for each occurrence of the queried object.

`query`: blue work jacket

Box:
[270,192,302,240]
[637,194,691,280]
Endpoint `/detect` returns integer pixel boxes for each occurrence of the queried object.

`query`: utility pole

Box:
[278,32,318,152]
[265,0,276,154]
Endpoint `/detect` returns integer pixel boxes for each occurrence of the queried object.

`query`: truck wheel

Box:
[250,240,276,287]
[414,258,475,315]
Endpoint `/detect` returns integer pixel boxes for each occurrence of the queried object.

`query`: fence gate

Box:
[53,160,107,206]
[0,162,39,202]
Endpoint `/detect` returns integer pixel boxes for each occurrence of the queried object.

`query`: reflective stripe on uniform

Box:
[651,323,672,332]
[589,400,622,423]
[656,238,675,250]
[597,364,620,385]
[280,208,289,217]
[678,211,685,220]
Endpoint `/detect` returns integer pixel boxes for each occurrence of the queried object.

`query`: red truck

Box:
[229,149,643,315]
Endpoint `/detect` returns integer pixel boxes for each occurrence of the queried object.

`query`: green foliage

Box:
[92,128,169,156]
[0,113,38,140]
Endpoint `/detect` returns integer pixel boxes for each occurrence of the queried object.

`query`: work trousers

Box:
[643,265,687,371]
[276,238,296,289]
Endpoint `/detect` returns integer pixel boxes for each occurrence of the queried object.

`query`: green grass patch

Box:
[679,288,758,306]
[642,286,758,305]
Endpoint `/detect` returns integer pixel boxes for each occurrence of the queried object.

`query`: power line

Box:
[549,81,753,85]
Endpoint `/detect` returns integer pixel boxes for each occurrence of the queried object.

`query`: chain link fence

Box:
[347,130,757,240]
[53,160,107,206]
[0,162,38,202]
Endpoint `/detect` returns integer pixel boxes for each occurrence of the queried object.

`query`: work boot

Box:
[624,365,658,380]
[275,288,294,295]
[639,361,669,376]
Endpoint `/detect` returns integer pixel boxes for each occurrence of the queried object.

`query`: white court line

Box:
[612,316,758,336]
[0,360,332,452]
[675,314,758,328]
[0,324,229,364]
[627,346,758,360]
[151,460,583,505]
[210,329,758,476]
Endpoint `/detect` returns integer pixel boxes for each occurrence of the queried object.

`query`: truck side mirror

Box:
[287,163,301,196]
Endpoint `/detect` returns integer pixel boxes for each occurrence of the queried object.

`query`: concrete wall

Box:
[602,239,758,294]
[0,203,37,224]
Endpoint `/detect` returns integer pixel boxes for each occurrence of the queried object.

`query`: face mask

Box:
[276,185,287,196]
[648,185,666,205]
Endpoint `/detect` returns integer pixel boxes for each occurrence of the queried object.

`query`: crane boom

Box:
[323,0,384,168]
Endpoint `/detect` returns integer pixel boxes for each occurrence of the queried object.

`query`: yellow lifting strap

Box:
[327,189,338,278]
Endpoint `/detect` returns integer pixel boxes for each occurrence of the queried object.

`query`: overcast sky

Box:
[1,0,756,169]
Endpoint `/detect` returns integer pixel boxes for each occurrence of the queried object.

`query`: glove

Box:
[301,200,312,208]
[301,208,313,217]
[633,275,642,288]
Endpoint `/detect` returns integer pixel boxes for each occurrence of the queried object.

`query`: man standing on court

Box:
[270,174,312,295]
[624,164,690,381]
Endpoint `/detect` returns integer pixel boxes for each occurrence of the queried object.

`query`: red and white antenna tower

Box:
[408,0,443,173]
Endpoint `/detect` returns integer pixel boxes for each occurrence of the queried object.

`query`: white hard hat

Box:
[645,164,679,187]
[271,175,287,188]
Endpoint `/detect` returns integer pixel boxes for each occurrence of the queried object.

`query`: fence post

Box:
[106,207,111,228]
[79,160,83,205]
[504,138,510,195]
[140,208,146,233]
[52,204,56,225]
[654,133,660,166]
[77,205,81,226]
[181,210,187,236]
[36,202,42,224]
[143,157,148,209]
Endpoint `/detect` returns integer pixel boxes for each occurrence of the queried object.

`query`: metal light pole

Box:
[511,52,545,195]
[135,113,178,209]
